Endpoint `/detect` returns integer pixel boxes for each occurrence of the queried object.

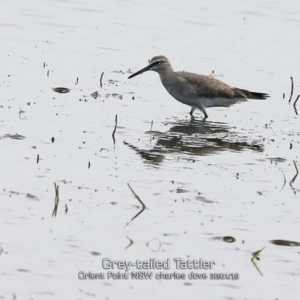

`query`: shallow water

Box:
[1,0,300,299]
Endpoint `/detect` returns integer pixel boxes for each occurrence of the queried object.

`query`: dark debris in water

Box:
[90,91,99,99]
[176,188,189,193]
[112,93,123,99]
[223,236,236,243]
[108,79,119,85]
[26,193,39,201]
[16,268,30,273]
[212,236,236,243]
[195,195,214,203]
[103,93,123,99]
[9,191,39,200]
[269,239,300,247]
[52,87,70,93]
[1,133,25,140]
[267,157,286,163]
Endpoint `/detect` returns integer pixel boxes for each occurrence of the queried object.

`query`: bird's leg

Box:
[198,106,208,119]
[189,114,195,124]
[190,107,196,117]
[202,107,208,119]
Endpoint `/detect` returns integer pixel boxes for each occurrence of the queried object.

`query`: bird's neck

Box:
[158,65,175,86]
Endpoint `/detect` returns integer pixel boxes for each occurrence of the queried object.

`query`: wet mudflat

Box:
[0,0,300,299]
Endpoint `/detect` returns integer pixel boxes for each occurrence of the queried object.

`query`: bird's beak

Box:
[128,62,155,79]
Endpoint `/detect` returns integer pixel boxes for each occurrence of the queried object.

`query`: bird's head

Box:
[128,55,171,79]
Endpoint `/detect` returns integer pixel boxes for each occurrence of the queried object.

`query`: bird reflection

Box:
[124,119,263,165]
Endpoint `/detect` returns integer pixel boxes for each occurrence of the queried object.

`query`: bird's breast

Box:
[159,74,198,105]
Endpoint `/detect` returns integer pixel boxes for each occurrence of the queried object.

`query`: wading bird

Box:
[128,55,269,119]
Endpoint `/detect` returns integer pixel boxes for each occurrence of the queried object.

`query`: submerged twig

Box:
[112,114,117,144]
[127,183,146,223]
[294,95,300,106]
[252,247,265,260]
[130,207,145,222]
[125,235,134,249]
[288,77,294,103]
[251,247,265,277]
[19,108,25,118]
[293,95,299,115]
[52,183,60,217]
[127,183,146,209]
[280,170,286,190]
[289,160,299,188]
[100,72,104,88]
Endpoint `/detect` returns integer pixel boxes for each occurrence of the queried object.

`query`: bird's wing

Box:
[175,72,245,99]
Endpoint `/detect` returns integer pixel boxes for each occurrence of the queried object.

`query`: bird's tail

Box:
[233,88,269,100]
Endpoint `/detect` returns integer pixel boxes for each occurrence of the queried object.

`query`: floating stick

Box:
[288,77,294,103]
[293,95,299,115]
[294,95,300,106]
[289,160,299,188]
[112,114,117,144]
[52,183,60,217]
[280,170,286,190]
[100,72,104,87]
